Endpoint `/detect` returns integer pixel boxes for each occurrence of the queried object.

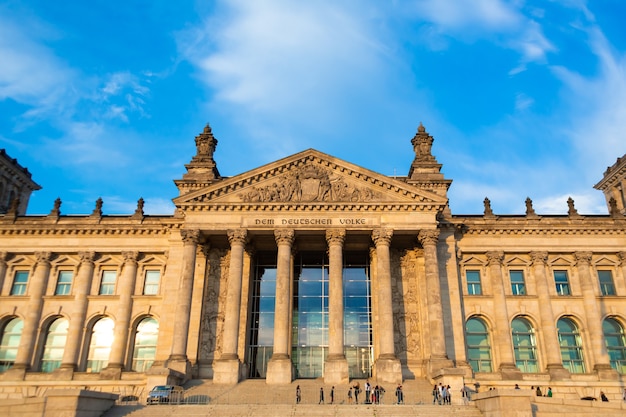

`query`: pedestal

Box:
[595,363,619,380]
[499,362,523,380]
[373,357,402,385]
[546,363,570,380]
[323,358,349,385]
[266,357,294,385]
[213,358,242,384]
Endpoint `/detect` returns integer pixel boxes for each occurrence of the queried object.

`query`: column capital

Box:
[227,228,248,245]
[486,251,504,266]
[181,229,202,245]
[619,251,626,266]
[275,228,295,246]
[574,251,593,266]
[122,251,139,265]
[417,229,439,246]
[78,251,96,265]
[35,251,52,266]
[530,251,548,266]
[372,228,393,246]
[325,229,345,246]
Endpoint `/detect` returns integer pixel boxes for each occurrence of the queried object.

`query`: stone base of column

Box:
[99,364,123,380]
[546,363,570,380]
[213,358,242,385]
[166,357,193,382]
[53,364,75,380]
[427,356,454,379]
[146,363,186,388]
[1,364,27,381]
[323,357,349,385]
[266,357,294,385]
[498,362,522,380]
[594,363,619,380]
[373,357,402,385]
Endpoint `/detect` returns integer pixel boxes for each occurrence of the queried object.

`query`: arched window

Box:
[603,317,626,374]
[86,317,114,373]
[466,317,492,372]
[41,317,69,373]
[557,317,585,373]
[132,317,158,372]
[0,318,23,372]
[511,317,538,372]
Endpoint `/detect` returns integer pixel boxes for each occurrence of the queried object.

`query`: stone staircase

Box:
[102,378,483,417]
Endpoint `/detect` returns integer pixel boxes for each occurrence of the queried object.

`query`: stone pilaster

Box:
[372,228,402,384]
[0,252,7,294]
[575,252,617,379]
[324,229,349,385]
[418,230,452,374]
[214,228,247,384]
[58,252,96,378]
[267,228,295,384]
[486,251,521,379]
[9,252,52,378]
[101,251,138,379]
[530,251,569,379]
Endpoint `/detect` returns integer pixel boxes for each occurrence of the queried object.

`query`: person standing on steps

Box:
[330,386,335,404]
[347,386,353,404]
[365,380,371,404]
[319,387,324,404]
[296,385,301,404]
[354,382,361,404]
[395,384,404,404]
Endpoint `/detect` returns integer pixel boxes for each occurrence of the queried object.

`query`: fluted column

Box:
[486,251,520,378]
[324,229,349,384]
[372,228,401,384]
[530,251,568,379]
[417,230,449,365]
[575,252,616,378]
[0,252,7,294]
[104,251,138,376]
[169,229,202,362]
[214,229,247,384]
[267,229,295,384]
[13,252,52,372]
[60,252,96,373]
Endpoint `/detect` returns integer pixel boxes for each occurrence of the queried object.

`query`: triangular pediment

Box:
[173,149,448,212]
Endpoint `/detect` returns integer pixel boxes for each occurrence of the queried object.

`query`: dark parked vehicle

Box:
[147,385,184,404]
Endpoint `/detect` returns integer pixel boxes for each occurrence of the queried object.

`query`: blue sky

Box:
[1,0,625,216]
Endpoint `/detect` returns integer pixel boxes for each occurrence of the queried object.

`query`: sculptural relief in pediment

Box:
[239,163,382,203]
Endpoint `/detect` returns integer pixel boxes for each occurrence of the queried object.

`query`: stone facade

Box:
[0,124,625,404]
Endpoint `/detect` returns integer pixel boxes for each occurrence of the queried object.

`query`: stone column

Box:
[0,252,7,294]
[530,251,569,379]
[214,228,247,384]
[101,251,138,379]
[372,228,402,384]
[58,252,96,377]
[575,252,616,379]
[266,228,295,384]
[11,252,52,376]
[324,229,349,384]
[486,251,521,379]
[418,230,452,373]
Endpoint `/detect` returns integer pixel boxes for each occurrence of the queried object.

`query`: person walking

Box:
[319,387,324,404]
[354,382,360,404]
[296,385,301,404]
[347,386,353,404]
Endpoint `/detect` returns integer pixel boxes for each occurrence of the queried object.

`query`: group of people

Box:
[432,383,453,405]
[299,380,405,405]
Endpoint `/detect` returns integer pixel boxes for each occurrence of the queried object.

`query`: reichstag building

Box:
[0,124,625,402]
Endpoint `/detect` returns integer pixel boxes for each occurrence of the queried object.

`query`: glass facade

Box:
[511,317,538,372]
[0,318,23,371]
[41,318,69,373]
[247,251,372,379]
[557,317,585,373]
[466,317,492,372]
[132,317,159,372]
[86,317,114,372]
[603,318,626,373]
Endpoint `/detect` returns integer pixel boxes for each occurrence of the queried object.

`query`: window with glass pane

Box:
[511,317,538,372]
[557,318,584,373]
[510,270,526,295]
[247,257,276,379]
[0,318,23,372]
[143,270,160,295]
[553,270,571,295]
[466,317,492,372]
[55,271,73,295]
[99,271,116,295]
[10,271,28,295]
[466,270,482,295]
[602,318,626,374]
[598,270,616,296]
[86,318,114,373]
[132,317,159,372]
[41,318,69,373]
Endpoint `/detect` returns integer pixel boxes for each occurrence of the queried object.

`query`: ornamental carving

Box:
[275,229,295,246]
[239,164,381,203]
[35,251,52,265]
[181,229,202,245]
[227,229,248,245]
[417,229,439,246]
[325,229,346,246]
[486,251,504,266]
[372,228,393,246]
[530,251,548,266]
[574,251,593,265]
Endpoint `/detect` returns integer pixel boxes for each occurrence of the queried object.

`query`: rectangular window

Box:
[10,271,29,295]
[598,270,616,296]
[466,270,482,295]
[510,270,526,295]
[55,271,73,295]
[143,270,161,295]
[99,271,117,295]
[554,270,571,295]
